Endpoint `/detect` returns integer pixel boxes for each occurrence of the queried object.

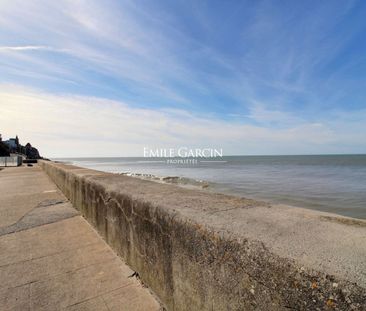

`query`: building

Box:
[0,155,23,167]
[3,136,19,153]
[4,139,17,151]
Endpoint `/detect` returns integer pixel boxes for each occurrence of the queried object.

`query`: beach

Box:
[56,155,366,219]
[39,160,366,310]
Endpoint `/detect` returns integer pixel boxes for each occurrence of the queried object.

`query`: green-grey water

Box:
[55,155,366,219]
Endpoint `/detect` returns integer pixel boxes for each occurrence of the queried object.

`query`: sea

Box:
[54,155,366,219]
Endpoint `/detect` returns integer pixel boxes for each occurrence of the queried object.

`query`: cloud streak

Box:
[1,85,365,157]
[0,45,51,51]
[0,0,361,114]
[0,0,365,155]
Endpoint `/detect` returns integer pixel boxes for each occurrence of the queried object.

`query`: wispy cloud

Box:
[0,45,51,51]
[0,0,360,113]
[1,85,365,157]
[0,0,365,155]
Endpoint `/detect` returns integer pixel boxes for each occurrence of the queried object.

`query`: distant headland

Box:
[0,133,42,159]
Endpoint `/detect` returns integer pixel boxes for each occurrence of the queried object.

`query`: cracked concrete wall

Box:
[40,161,366,310]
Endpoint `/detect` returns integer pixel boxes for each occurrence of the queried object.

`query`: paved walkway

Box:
[0,165,160,311]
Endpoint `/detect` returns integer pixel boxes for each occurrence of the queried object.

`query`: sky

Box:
[0,0,366,157]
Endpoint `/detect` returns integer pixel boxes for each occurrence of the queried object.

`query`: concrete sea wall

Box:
[40,161,366,310]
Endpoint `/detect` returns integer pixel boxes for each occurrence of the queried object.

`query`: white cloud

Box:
[0,1,365,157]
[0,0,200,103]
[1,84,365,157]
[0,45,50,51]
[0,0,361,117]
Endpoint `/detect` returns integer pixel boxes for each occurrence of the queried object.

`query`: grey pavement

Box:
[0,165,160,311]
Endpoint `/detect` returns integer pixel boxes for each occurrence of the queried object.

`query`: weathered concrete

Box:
[39,160,366,310]
[0,165,161,311]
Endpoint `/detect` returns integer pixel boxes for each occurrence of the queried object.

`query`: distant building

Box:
[0,155,23,167]
[3,135,20,153]
[1,135,41,159]
[4,138,18,152]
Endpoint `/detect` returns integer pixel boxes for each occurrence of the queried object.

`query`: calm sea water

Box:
[54,155,366,219]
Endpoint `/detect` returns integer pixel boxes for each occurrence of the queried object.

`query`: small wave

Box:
[119,172,210,189]
[136,160,166,164]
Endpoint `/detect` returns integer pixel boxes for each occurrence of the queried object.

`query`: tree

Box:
[0,142,10,157]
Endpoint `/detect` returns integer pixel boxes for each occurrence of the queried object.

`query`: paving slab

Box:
[0,166,160,311]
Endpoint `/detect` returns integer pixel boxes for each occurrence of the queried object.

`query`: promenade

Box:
[2,162,365,310]
[0,165,160,311]
[40,161,366,310]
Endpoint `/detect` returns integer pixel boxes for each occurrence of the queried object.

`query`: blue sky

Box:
[0,0,366,156]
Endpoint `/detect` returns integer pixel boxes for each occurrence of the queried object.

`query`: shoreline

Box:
[57,159,366,220]
[8,159,366,228]
[39,160,366,310]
